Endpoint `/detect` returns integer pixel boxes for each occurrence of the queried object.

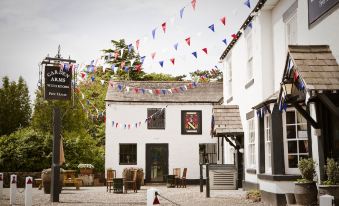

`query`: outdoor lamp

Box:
[282,81,293,97]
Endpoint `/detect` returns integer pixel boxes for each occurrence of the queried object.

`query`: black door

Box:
[146,144,168,182]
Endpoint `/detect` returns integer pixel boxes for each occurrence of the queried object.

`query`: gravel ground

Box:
[0,185,263,206]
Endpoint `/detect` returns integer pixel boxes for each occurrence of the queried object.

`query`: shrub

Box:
[323,158,339,185]
[246,190,261,202]
[297,158,316,183]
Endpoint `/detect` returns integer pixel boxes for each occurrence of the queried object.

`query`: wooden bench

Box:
[63,170,82,190]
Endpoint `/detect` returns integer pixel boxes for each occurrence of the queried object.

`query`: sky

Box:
[0,0,255,99]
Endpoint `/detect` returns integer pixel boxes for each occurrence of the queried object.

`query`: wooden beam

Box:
[224,136,240,150]
[318,94,339,118]
[292,102,319,129]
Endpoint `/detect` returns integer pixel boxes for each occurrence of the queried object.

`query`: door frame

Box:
[145,143,169,183]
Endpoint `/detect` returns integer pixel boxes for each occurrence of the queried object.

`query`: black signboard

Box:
[308,0,339,25]
[181,110,202,135]
[44,65,72,100]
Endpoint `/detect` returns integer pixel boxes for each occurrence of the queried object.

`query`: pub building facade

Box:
[219,0,339,205]
[105,81,224,183]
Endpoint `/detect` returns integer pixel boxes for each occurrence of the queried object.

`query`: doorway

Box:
[146,144,168,182]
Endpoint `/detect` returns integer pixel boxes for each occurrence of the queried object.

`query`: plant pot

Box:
[41,168,64,194]
[318,185,339,205]
[294,182,318,205]
[285,193,296,205]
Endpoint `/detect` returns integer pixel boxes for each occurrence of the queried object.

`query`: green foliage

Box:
[189,68,223,82]
[323,158,339,185]
[246,190,261,202]
[142,73,186,81]
[0,127,52,172]
[0,76,31,136]
[298,158,316,183]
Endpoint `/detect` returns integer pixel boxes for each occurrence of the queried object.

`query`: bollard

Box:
[206,163,210,198]
[199,164,203,192]
[10,174,17,205]
[147,187,159,206]
[0,173,3,199]
[25,177,33,206]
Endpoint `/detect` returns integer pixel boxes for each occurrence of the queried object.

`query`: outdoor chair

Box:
[177,168,187,188]
[106,169,116,192]
[124,169,137,193]
[173,168,181,187]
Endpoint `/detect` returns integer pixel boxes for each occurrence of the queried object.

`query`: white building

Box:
[219,0,339,205]
[105,81,223,183]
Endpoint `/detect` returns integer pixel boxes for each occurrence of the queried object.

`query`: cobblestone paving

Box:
[0,185,263,206]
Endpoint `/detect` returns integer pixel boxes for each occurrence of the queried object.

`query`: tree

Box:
[0,76,31,136]
[189,68,223,82]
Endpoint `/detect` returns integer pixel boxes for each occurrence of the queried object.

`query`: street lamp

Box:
[281,80,294,98]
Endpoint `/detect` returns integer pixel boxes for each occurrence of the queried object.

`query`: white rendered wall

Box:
[105,102,217,180]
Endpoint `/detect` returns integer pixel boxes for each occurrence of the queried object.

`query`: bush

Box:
[323,158,339,185]
[246,190,261,202]
[298,158,316,183]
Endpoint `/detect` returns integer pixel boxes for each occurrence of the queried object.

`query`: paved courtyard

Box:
[0,185,263,206]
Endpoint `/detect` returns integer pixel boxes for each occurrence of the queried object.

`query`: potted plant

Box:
[318,158,339,204]
[294,158,318,205]
[41,168,64,194]
[78,164,94,175]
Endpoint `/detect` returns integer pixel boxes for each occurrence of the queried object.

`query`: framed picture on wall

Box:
[181,110,202,135]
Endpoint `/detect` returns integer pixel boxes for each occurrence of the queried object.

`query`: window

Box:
[147,108,165,129]
[248,118,256,168]
[286,13,297,46]
[199,143,217,164]
[226,55,233,98]
[283,109,308,174]
[119,144,137,165]
[245,28,253,82]
[264,114,272,173]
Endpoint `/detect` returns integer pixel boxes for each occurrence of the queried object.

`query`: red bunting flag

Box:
[135,64,142,72]
[162,22,166,33]
[231,34,238,40]
[128,124,131,129]
[151,52,156,60]
[191,0,197,10]
[188,83,193,89]
[174,88,179,93]
[155,89,160,95]
[293,70,299,81]
[134,88,139,93]
[220,16,226,26]
[185,37,191,46]
[81,72,86,79]
[170,58,175,65]
[114,51,119,59]
[116,123,119,128]
[136,39,140,50]
[202,48,208,54]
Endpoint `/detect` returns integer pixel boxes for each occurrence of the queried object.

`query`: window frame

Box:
[226,54,233,98]
[245,28,254,83]
[285,12,298,48]
[119,143,137,165]
[199,143,217,164]
[147,108,166,130]
[248,118,256,169]
[264,114,272,173]
[283,108,309,174]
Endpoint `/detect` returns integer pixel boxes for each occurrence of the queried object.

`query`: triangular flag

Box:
[114,51,119,59]
[191,0,196,10]
[151,52,156,60]
[192,51,197,58]
[244,0,251,8]
[91,76,95,82]
[128,44,133,52]
[120,49,124,58]
[159,61,164,68]
[121,61,125,68]
[170,58,175,65]
[248,22,253,29]
[135,64,142,72]
[118,84,123,91]
[180,7,185,19]
[126,86,130,92]
[202,48,208,54]
[124,66,129,72]
[116,123,119,128]
[140,56,146,64]
[100,80,105,85]
[111,64,115,72]
[174,43,179,50]
[162,22,166,33]
[130,59,135,66]
[222,38,227,45]
[134,88,139,93]
[185,37,191,46]
[155,89,160,95]
[220,16,226,26]
[161,89,167,95]
[136,39,140,50]
[293,70,299,81]
[152,28,156,39]
[231,34,238,39]
[208,24,215,32]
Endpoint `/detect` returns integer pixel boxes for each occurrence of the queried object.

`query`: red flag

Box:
[81,72,86,79]
[293,70,299,81]
[170,58,175,65]
[136,39,140,50]
[191,0,196,10]
[114,51,119,59]
[155,89,160,95]
[128,124,131,129]
[202,48,208,54]
[135,64,142,72]
[174,88,179,93]
[134,88,139,93]
[151,52,156,60]
[185,37,191,46]
[116,123,119,128]
[231,34,238,40]
[162,22,166,33]
[220,16,226,26]
[188,83,193,89]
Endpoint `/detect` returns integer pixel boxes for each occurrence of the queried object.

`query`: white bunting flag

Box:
[100,80,105,85]
[120,49,124,58]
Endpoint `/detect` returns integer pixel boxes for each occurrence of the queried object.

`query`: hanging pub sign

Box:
[181,110,202,135]
[44,65,72,100]
[308,0,339,25]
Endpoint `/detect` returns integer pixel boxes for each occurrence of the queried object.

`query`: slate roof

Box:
[212,105,243,136]
[288,45,339,91]
[105,81,223,103]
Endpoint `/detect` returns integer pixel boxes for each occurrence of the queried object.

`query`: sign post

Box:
[40,46,75,202]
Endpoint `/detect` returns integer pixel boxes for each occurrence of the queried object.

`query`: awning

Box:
[212,105,243,137]
[252,91,279,116]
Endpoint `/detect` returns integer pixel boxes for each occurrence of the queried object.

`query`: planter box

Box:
[318,185,339,205]
[294,182,317,205]
[80,168,93,175]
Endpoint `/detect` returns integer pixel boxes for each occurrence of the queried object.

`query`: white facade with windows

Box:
[220,0,339,205]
